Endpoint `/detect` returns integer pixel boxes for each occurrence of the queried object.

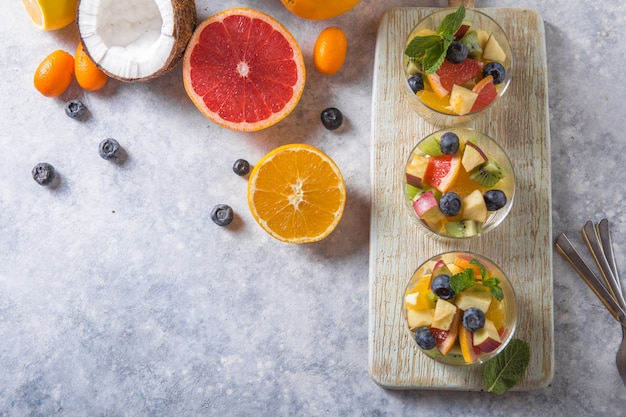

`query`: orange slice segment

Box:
[248,144,346,243]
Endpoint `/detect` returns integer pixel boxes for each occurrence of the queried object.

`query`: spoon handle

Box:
[598,218,623,296]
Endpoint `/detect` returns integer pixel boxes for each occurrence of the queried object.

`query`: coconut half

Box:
[77,0,197,82]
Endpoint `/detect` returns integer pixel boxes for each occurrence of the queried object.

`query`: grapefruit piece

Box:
[423,154,462,193]
[470,75,498,112]
[426,58,484,99]
[182,8,306,132]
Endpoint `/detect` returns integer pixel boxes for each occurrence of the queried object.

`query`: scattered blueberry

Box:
[483,189,507,211]
[462,307,486,332]
[32,162,56,186]
[431,275,455,300]
[482,62,506,84]
[440,132,460,154]
[408,75,424,94]
[99,138,121,160]
[321,107,343,130]
[446,41,468,64]
[232,159,250,176]
[414,326,437,350]
[65,99,85,119]
[211,204,234,226]
[439,192,462,217]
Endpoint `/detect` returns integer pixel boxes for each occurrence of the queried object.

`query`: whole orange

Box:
[33,50,74,97]
[280,0,360,20]
[75,42,108,91]
[313,27,348,75]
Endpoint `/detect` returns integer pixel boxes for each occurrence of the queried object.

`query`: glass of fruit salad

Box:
[403,251,517,365]
[403,5,513,126]
[404,127,514,238]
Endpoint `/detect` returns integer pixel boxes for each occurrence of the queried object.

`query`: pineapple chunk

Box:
[483,35,506,62]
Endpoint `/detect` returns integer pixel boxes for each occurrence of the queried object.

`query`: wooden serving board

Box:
[368,7,553,390]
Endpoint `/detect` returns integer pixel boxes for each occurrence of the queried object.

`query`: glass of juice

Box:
[403,6,513,126]
[403,251,517,365]
[403,127,515,239]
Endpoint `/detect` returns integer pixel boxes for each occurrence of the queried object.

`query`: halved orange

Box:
[248,144,346,244]
[182,8,306,132]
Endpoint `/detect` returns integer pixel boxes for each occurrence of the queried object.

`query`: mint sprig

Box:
[404,5,466,74]
[482,339,531,394]
[483,276,504,301]
[450,268,474,294]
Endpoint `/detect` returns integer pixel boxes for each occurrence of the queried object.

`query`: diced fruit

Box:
[426,72,451,99]
[454,22,472,40]
[475,29,490,50]
[424,154,462,193]
[408,275,436,310]
[432,260,452,278]
[461,189,488,222]
[431,299,458,330]
[455,291,493,312]
[413,191,439,217]
[470,75,498,112]
[405,292,419,306]
[461,30,483,59]
[417,135,443,157]
[453,256,483,278]
[482,35,506,62]
[461,141,489,172]
[473,319,502,352]
[459,325,480,363]
[469,159,505,187]
[445,220,481,237]
[486,298,506,329]
[405,154,430,188]
[407,308,435,330]
[433,308,461,355]
[405,184,422,200]
[435,58,484,94]
[431,275,455,301]
[462,307,486,331]
[414,327,437,350]
[450,84,478,115]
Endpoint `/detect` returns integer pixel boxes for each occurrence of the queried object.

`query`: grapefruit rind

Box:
[182,8,306,132]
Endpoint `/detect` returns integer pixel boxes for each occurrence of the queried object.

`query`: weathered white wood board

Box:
[368,7,553,390]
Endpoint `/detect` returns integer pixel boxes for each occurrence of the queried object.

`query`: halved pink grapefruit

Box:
[182,8,306,132]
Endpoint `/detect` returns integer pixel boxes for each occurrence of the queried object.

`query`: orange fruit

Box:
[74,42,108,91]
[248,144,346,244]
[21,0,77,31]
[182,8,306,132]
[280,0,360,20]
[33,50,74,97]
[313,27,348,75]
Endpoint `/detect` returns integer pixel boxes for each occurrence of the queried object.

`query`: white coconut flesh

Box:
[77,0,196,81]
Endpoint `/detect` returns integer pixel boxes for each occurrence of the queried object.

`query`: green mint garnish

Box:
[482,339,531,394]
[470,258,488,279]
[450,268,474,293]
[483,276,504,301]
[404,5,466,74]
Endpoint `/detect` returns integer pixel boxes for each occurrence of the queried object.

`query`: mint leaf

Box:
[482,339,531,394]
[470,258,488,279]
[422,42,445,74]
[483,276,504,301]
[405,35,442,58]
[450,268,475,294]
[437,4,466,37]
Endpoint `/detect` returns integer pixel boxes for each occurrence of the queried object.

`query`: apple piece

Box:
[461,189,488,223]
[405,154,430,188]
[454,22,472,40]
[473,319,502,352]
[431,299,458,331]
[405,291,419,307]
[432,260,452,278]
[433,308,461,355]
[449,84,478,115]
[407,308,435,330]
[459,325,480,363]
[412,191,438,217]
[482,35,506,63]
[461,141,489,172]
[475,29,490,50]
[454,291,493,313]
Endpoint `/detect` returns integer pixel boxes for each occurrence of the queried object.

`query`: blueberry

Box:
[462,307,486,332]
[211,204,234,226]
[232,159,250,176]
[431,275,455,300]
[65,99,86,119]
[408,75,424,94]
[439,192,462,217]
[99,138,121,160]
[414,326,437,350]
[446,41,468,64]
[484,189,507,211]
[440,132,459,155]
[321,107,343,130]
[32,162,56,186]
[482,62,506,84]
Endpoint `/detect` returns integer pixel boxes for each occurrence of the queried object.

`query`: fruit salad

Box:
[403,252,516,365]
[403,6,512,124]
[404,128,514,238]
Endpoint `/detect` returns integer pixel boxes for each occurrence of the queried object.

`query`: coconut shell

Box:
[77,0,197,82]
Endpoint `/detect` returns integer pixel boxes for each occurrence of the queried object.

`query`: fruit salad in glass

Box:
[404,128,514,238]
[403,5,513,125]
[403,252,517,365]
